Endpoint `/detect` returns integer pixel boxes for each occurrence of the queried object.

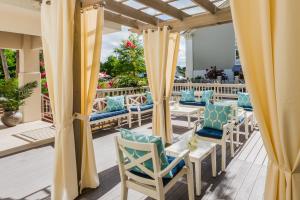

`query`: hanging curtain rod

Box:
[143,26,173,33]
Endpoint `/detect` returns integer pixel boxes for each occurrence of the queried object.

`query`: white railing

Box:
[41,94,53,123]
[173,83,247,100]
[40,83,247,124]
[96,86,149,98]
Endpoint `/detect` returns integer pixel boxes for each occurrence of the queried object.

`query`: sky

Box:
[101,29,186,67]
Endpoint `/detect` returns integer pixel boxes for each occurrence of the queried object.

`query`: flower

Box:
[41,72,46,78]
[125,40,136,49]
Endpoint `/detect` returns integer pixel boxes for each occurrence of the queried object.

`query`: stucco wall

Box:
[192,23,235,70]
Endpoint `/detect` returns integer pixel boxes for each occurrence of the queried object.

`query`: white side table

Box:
[170,106,201,128]
[165,135,217,196]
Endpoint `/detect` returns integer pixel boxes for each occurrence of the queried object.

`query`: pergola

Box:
[83,0,232,32]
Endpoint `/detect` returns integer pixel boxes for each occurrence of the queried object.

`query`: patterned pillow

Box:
[106,96,125,112]
[120,129,173,178]
[145,91,153,105]
[200,90,214,103]
[203,103,232,130]
[237,92,252,107]
[180,90,195,102]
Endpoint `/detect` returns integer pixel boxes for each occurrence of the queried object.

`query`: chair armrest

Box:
[158,149,190,178]
[193,119,204,132]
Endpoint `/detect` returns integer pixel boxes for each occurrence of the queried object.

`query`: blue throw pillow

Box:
[200,90,214,103]
[106,96,125,112]
[203,103,231,130]
[180,90,195,102]
[145,91,153,105]
[120,129,173,178]
[237,92,252,107]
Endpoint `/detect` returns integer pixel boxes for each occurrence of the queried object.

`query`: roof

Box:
[83,0,232,32]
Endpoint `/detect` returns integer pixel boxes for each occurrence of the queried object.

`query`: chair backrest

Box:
[126,93,147,106]
[114,136,161,185]
[93,96,129,113]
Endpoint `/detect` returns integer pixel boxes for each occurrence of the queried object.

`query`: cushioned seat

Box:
[90,109,128,121]
[241,105,253,111]
[179,101,206,106]
[130,155,185,185]
[130,104,153,112]
[195,127,223,139]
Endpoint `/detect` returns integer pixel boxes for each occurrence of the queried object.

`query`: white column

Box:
[19,35,41,122]
[184,32,194,79]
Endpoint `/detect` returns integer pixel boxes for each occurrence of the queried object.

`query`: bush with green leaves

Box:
[101,34,146,77]
[0,79,38,111]
[113,75,147,88]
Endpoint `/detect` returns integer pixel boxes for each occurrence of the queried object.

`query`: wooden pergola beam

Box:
[104,10,145,30]
[83,0,159,26]
[192,0,219,14]
[135,7,231,33]
[135,0,189,20]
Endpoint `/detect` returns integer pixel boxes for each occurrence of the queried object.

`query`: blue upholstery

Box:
[179,101,206,107]
[130,104,153,112]
[90,109,128,121]
[196,127,223,139]
[130,155,185,185]
[241,105,253,111]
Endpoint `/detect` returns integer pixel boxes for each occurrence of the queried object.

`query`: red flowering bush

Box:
[125,40,136,49]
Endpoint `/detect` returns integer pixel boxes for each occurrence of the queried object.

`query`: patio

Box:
[0,116,267,200]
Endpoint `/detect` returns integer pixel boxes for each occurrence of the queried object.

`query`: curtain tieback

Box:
[271,161,296,175]
[73,113,90,123]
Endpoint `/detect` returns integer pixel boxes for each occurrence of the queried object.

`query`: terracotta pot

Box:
[1,111,23,127]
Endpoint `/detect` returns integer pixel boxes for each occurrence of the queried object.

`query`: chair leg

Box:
[157,180,165,200]
[230,132,234,157]
[236,126,240,147]
[121,182,128,200]
[128,115,132,128]
[138,112,142,127]
[211,146,217,177]
[221,142,226,171]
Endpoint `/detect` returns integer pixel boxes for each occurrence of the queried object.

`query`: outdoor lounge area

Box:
[0,0,300,200]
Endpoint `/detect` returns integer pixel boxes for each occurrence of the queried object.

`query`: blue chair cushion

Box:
[130,104,153,112]
[130,155,185,185]
[196,127,223,139]
[241,105,253,111]
[90,109,128,121]
[179,101,206,107]
[203,103,232,130]
[200,90,214,103]
[180,90,195,102]
[120,129,173,178]
[106,96,125,112]
[145,91,153,105]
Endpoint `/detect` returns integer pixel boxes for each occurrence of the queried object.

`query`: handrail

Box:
[41,83,247,124]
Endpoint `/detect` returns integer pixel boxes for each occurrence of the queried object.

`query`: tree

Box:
[101,34,146,77]
[0,49,10,80]
[0,49,17,79]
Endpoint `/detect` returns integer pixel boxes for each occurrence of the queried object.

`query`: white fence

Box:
[173,83,247,100]
[40,83,247,123]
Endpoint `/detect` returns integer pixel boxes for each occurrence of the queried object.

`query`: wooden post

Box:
[73,0,82,187]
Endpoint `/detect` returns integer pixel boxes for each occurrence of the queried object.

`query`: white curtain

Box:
[143,27,180,144]
[41,1,78,199]
[231,0,300,199]
[80,7,103,191]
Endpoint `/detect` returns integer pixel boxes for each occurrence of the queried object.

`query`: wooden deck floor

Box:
[0,116,267,200]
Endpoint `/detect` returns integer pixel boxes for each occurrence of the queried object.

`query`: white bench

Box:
[126,93,153,127]
[90,97,131,128]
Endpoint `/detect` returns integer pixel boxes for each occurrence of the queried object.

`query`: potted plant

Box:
[0,79,37,127]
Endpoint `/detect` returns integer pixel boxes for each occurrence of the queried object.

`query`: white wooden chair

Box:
[126,94,153,127]
[90,97,131,128]
[193,120,234,171]
[114,136,195,200]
